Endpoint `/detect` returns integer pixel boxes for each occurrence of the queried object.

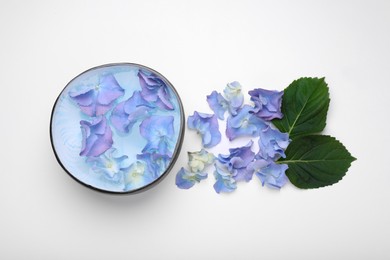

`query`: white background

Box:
[1,0,389,259]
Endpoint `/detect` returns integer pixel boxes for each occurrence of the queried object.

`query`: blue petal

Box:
[217,141,255,182]
[140,115,175,156]
[226,105,268,141]
[187,112,221,148]
[176,168,196,189]
[137,153,170,179]
[248,88,283,120]
[207,91,228,120]
[175,167,208,189]
[254,161,288,189]
[257,125,290,160]
[213,163,237,193]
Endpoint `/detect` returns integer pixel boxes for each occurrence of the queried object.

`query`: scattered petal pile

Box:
[176,82,290,193]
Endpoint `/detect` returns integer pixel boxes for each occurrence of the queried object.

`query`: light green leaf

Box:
[279,135,356,189]
[272,77,330,139]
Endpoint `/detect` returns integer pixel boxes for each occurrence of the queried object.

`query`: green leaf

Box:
[278,135,356,189]
[272,77,330,139]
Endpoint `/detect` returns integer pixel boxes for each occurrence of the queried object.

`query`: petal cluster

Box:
[226,105,268,141]
[110,91,153,133]
[179,81,291,194]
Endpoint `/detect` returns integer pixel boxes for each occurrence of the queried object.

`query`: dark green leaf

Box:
[272,77,330,138]
[278,135,356,189]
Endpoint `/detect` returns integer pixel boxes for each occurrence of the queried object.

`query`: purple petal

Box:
[79,117,113,157]
[97,74,125,105]
[218,141,254,167]
[138,70,174,110]
[95,104,113,116]
[69,89,94,106]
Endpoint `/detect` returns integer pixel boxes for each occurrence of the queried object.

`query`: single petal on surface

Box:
[175,167,208,189]
[248,88,283,120]
[257,125,290,160]
[254,161,288,189]
[188,149,215,172]
[207,91,228,120]
[217,141,255,182]
[213,163,237,193]
[187,112,221,148]
[224,81,244,114]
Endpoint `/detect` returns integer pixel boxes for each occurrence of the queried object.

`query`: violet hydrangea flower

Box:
[213,162,237,193]
[79,116,113,157]
[248,88,283,120]
[248,160,288,189]
[257,125,290,160]
[69,74,124,117]
[226,105,268,141]
[140,115,175,157]
[218,140,256,182]
[176,167,208,189]
[86,148,129,181]
[138,69,174,110]
[137,153,171,178]
[110,91,154,133]
[187,112,221,148]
